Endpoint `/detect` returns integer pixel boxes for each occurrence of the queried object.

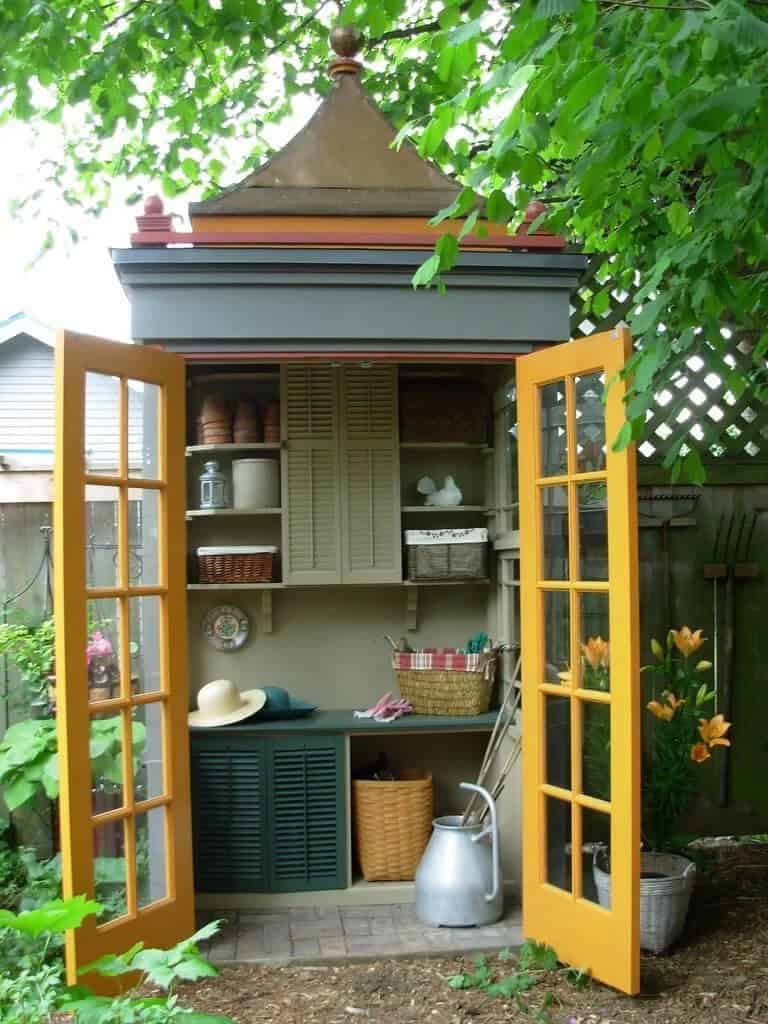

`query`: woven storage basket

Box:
[197,546,277,584]
[594,851,696,953]
[393,648,496,716]
[406,528,488,581]
[353,771,433,881]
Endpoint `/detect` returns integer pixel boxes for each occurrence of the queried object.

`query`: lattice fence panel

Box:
[570,260,768,464]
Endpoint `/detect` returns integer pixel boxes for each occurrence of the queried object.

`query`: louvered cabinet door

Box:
[190,735,268,892]
[267,736,346,892]
[282,366,342,584]
[340,365,402,583]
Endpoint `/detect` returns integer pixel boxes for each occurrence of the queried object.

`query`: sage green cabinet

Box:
[191,732,347,893]
[282,364,401,585]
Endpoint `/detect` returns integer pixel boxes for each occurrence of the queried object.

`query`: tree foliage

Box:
[1,0,766,470]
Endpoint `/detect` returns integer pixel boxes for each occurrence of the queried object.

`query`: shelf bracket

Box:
[405,587,419,633]
[261,591,274,634]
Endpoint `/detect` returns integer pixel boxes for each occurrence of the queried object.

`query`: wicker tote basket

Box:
[353,772,433,881]
[393,648,497,716]
[197,546,277,584]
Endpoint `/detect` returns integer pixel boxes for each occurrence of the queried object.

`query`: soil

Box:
[180,844,768,1024]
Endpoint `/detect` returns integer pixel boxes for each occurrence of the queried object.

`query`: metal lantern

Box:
[199,460,229,509]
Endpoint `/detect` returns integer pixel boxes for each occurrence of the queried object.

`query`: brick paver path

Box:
[199,903,523,963]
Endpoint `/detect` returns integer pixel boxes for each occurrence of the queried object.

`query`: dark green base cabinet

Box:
[190,733,347,893]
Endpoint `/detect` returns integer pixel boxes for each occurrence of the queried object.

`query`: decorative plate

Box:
[202,605,250,651]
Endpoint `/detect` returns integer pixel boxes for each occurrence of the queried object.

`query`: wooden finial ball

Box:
[144,195,164,215]
[525,200,547,219]
[330,25,363,58]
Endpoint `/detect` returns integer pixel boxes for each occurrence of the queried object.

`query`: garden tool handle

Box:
[460,782,500,903]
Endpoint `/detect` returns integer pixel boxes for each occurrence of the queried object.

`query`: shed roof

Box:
[189,37,460,218]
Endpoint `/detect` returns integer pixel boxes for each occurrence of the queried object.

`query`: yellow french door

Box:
[54,331,193,985]
[517,328,640,995]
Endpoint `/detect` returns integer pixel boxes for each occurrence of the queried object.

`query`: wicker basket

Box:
[353,772,433,881]
[593,851,696,953]
[406,528,488,581]
[393,648,496,716]
[197,546,277,584]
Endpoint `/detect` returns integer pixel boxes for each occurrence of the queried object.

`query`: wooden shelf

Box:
[403,578,490,587]
[186,507,283,518]
[401,505,489,513]
[400,443,493,452]
[186,443,281,455]
[187,583,285,590]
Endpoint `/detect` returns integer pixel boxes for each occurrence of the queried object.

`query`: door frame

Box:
[516,327,641,994]
[54,331,193,985]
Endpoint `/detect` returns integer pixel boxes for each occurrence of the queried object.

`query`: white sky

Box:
[0,96,315,341]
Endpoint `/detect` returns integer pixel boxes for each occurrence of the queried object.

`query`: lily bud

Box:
[651,638,664,660]
[696,660,713,672]
[666,629,675,650]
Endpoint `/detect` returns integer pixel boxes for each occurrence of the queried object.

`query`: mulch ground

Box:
[180,844,768,1023]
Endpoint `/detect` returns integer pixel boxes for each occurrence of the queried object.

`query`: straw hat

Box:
[188,678,266,728]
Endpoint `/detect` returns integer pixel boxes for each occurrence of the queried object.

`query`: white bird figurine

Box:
[417,475,463,507]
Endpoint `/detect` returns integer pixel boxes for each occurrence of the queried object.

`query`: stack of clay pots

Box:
[199,394,232,444]
[233,400,263,443]
[264,400,281,443]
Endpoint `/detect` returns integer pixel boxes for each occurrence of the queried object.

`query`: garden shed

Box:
[42,29,767,1003]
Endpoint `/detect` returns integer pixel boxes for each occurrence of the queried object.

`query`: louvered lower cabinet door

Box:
[190,735,268,893]
[340,365,402,583]
[267,735,347,892]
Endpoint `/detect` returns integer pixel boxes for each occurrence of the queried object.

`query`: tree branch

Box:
[368,0,473,46]
[103,0,151,30]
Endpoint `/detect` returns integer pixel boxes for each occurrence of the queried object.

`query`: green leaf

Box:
[535,0,580,17]
[3,777,37,810]
[412,253,441,288]
[642,131,662,162]
[419,106,453,158]
[436,233,459,272]
[2,895,100,937]
[666,202,690,235]
[612,420,633,453]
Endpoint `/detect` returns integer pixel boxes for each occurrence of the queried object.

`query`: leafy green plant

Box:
[0,715,146,811]
[447,941,589,1021]
[0,895,233,1024]
[0,618,55,705]
[0,820,25,911]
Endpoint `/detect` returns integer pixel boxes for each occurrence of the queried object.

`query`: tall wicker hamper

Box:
[353,772,433,881]
[393,648,497,716]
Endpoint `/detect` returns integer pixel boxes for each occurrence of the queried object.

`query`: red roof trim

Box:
[129,229,567,251]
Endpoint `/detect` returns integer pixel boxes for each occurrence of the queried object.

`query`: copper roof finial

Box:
[329,25,363,77]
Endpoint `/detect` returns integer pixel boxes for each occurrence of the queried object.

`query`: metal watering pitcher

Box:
[414,782,503,927]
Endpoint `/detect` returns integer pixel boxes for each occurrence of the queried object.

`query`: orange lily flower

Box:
[671,626,706,657]
[691,743,711,763]
[665,692,686,712]
[699,714,732,748]
[647,699,674,722]
[581,636,610,669]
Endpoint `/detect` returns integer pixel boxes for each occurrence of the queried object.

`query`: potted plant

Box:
[593,625,731,953]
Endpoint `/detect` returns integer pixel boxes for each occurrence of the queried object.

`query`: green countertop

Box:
[189,709,498,735]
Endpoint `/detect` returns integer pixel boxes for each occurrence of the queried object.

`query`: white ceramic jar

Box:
[232,458,280,509]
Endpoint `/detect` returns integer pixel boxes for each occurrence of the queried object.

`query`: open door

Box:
[54,331,193,984]
[517,328,640,994]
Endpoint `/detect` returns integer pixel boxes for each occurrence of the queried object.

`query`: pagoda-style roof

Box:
[189,44,460,218]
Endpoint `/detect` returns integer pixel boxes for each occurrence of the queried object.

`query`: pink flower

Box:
[86,631,113,664]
